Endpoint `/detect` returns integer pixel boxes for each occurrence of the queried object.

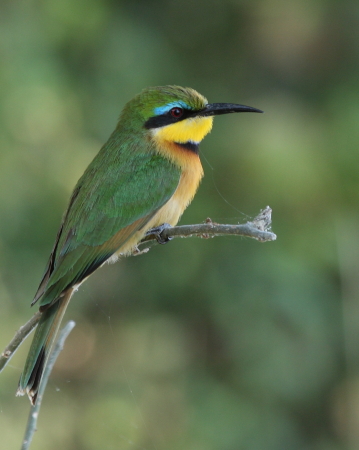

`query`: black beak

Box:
[191,103,263,118]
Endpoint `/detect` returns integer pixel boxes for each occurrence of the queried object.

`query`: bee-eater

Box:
[17,85,262,404]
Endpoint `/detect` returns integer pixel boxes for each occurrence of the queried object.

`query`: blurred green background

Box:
[1,1,359,449]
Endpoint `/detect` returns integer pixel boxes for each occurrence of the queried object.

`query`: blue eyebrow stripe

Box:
[154,101,190,116]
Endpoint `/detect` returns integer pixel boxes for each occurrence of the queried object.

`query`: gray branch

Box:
[0,311,42,373]
[0,206,276,375]
[141,205,276,246]
[20,321,76,450]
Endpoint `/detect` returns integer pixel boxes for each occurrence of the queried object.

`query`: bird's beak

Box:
[191,103,263,118]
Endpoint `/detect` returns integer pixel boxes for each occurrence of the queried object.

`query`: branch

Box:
[140,205,276,247]
[0,311,42,373]
[0,206,276,374]
[21,321,76,450]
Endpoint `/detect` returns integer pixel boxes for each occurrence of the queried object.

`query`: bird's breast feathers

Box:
[115,147,204,257]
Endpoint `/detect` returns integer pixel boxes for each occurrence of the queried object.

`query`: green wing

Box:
[34,139,181,309]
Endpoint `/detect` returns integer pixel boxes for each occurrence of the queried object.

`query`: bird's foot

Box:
[146,223,173,245]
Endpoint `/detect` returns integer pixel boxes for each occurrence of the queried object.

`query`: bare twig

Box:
[0,311,42,373]
[21,321,76,450]
[0,206,276,375]
[142,206,276,245]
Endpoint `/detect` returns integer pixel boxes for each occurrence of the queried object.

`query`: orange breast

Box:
[114,142,203,257]
[150,143,204,227]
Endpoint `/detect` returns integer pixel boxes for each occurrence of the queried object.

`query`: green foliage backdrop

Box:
[1,1,359,449]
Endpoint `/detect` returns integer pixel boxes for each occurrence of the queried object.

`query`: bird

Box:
[17,85,262,404]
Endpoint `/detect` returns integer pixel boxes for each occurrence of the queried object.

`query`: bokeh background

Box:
[1,1,359,449]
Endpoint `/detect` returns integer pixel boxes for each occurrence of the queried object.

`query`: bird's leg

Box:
[145,223,173,245]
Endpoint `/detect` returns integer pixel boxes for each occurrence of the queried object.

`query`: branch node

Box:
[205,217,214,227]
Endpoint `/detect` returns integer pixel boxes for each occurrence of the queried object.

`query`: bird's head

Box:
[119,85,263,153]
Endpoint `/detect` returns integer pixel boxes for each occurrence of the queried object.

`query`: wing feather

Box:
[34,142,181,309]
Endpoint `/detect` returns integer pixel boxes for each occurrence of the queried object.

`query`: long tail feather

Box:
[17,290,73,405]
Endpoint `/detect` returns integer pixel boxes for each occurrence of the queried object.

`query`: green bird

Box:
[17,85,262,404]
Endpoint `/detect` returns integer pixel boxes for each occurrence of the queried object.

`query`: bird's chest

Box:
[114,147,203,257]
[116,156,203,257]
[151,153,204,227]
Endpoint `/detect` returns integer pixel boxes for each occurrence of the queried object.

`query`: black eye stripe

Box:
[144,107,192,129]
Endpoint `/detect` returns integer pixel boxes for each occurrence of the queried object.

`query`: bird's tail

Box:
[17,290,73,405]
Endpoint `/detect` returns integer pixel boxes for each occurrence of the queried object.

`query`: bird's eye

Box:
[170,107,183,119]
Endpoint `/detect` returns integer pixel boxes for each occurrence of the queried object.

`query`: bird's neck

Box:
[150,116,213,170]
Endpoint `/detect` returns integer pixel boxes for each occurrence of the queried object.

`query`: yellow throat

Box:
[152,116,213,145]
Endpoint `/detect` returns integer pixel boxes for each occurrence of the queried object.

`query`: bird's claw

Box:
[146,223,173,245]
